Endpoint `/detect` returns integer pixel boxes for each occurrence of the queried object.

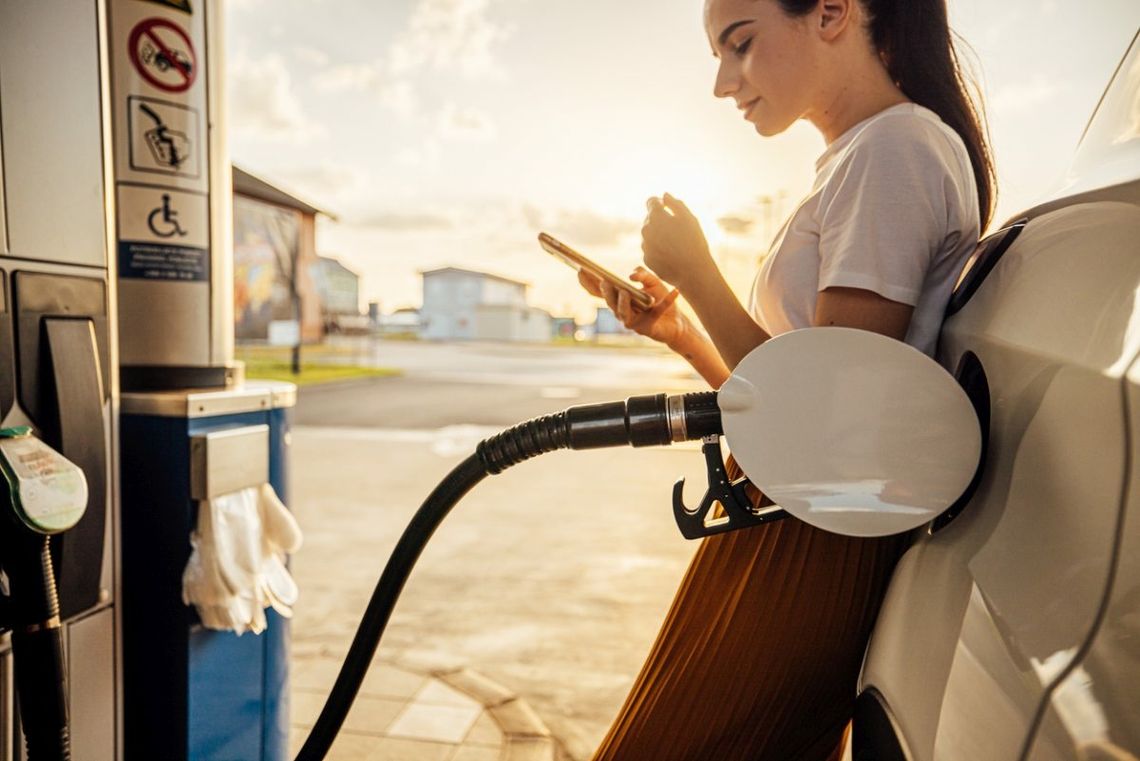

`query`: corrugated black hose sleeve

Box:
[295,391,720,761]
[7,537,71,761]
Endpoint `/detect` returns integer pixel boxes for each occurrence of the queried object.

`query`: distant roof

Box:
[419,266,529,289]
[318,255,359,278]
[232,164,338,220]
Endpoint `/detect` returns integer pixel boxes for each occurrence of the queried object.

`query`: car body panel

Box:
[1051,29,1140,204]
[1023,357,1140,760]
[859,201,1140,761]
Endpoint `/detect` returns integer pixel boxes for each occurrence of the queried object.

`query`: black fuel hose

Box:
[3,537,71,761]
[295,391,720,761]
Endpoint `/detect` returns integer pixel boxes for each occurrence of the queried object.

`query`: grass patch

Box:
[237,345,400,387]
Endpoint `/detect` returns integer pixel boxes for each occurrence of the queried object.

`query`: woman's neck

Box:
[807,59,910,145]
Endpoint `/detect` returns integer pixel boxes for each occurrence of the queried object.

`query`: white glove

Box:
[257,483,302,618]
[181,483,302,635]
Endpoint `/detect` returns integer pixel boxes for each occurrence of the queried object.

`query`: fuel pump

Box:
[0,1,122,758]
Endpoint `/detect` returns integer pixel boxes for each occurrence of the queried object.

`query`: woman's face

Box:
[705,0,821,136]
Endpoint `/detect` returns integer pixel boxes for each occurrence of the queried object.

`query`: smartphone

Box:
[538,232,653,310]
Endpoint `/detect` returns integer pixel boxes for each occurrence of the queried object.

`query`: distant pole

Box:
[291,289,302,375]
[286,238,301,376]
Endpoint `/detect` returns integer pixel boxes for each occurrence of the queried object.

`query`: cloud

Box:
[311,62,383,92]
[295,0,511,130]
[388,0,514,79]
[293,46,329,67]
[228,54,325,143]
[716,214,756,235]
[394,139,442,167]
[379,80,419,120]
[437,104,497,141]
[305,58,419,119]
[524,206,639,247]
[271,165,366,202]
[351,210,456,232]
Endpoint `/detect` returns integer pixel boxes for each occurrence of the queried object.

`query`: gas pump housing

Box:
[0,0,122,757]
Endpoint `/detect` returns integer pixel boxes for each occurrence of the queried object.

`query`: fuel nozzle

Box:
[475,391,774,538]
[0,426,87,761]
[477,391,722,473]
[564,391,722,449]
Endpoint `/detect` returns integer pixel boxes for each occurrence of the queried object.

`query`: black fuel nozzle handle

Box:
[672,435,789,540]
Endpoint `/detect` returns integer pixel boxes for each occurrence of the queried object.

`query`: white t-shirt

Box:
[749,102,980,356]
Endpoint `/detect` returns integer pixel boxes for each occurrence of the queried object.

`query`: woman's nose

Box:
[713,60,737,99]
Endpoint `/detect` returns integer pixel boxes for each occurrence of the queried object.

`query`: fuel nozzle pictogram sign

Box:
[141,103,190,169]
[128,96,201,179]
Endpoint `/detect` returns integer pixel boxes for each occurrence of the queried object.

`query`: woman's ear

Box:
[818,0,853,41]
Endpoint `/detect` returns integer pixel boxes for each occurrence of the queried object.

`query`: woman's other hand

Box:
[641,193,716,291]
[577,267,684,345]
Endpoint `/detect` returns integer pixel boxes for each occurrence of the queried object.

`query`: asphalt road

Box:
[289,338,711,760]
[295,337,705,429]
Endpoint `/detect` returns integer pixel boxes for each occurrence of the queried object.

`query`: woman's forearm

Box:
[668,321,731,388]
[681,267,771,371]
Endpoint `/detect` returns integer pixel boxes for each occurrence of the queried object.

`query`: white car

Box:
[854,29,1140,761]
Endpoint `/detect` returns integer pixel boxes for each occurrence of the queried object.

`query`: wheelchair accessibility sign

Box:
[117,186,209,281]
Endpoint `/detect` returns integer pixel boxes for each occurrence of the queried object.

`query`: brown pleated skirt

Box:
[591,461,908,761]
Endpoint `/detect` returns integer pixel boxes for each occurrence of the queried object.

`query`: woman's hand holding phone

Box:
[641,193,717,292]
[578,266,684,345]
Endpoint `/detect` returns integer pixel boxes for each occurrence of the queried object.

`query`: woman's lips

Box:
[740,98,760,119]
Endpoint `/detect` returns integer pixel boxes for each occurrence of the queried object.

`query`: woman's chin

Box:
[753,121,784,137]
[749,113,793,137]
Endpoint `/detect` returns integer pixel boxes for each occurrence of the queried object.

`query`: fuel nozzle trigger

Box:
[672,434,788,540]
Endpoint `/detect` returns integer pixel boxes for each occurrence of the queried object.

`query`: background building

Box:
[232,165,336,342]
[593,307,635,337]
[313,256,363,332]
[420,267,552,342]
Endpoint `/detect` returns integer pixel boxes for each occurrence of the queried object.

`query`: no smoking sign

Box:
[128,17,197,93]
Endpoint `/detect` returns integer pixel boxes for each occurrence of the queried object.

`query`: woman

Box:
[578,0,994,758]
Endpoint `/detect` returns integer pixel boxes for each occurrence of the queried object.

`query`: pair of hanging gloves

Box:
[182,482,303,635]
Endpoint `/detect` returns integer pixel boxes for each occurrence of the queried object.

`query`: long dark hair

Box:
[778,0,997,229]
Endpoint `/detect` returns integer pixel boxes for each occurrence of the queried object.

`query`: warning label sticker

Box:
[128,96,201,178]
[117,185,209,281]
[119,241,209,282]
[128,17,198,93]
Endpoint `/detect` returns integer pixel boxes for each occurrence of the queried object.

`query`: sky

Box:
[225,0,1140,320]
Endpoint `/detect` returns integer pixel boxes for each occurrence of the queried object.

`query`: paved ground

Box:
[291,657,564,760]
[286,339,711,760]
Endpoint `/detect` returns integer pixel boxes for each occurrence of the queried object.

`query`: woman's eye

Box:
[732,38,752,57]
